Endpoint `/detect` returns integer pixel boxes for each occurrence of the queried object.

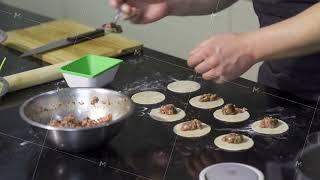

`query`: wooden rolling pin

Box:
[4,61,71,92]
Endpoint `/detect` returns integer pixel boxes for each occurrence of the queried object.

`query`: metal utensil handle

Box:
[67,29,105,42]
[113,0,127,23]
[113,10,121,24]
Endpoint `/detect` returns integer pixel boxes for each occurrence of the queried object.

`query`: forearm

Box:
[247,3,320,62]
[168,0,237,16]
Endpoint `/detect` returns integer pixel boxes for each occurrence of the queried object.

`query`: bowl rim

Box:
[199,162,264,180]
[19,88,135,131]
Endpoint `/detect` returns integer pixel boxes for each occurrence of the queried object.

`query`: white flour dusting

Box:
[121,72,187,94]
[121,78,166,95]
[119,71,197,95]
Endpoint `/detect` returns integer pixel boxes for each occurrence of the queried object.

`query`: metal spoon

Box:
[113,9,121,24]
[112,0,127,24]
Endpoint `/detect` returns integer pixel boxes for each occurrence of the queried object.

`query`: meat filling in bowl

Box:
[49,114,112,128]
[160,104,178,115]
[222,133,244,144]
[199,93,220,102]
[259,116,279,129]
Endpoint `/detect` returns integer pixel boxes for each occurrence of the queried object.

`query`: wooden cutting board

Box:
[2,19,143,64]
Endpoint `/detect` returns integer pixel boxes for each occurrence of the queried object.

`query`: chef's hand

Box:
[188,33,257,84]
[109,0,169,24]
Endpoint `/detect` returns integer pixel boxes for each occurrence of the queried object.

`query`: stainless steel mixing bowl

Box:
[20,88,134,152]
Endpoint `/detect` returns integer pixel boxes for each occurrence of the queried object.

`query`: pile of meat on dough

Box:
[221,104,247,115]
[222,133,244,144]
[49,114,112,128]
[199,93,220,102]
[160,104,178,115]
[180,119,204,131]
[259,116,279,129]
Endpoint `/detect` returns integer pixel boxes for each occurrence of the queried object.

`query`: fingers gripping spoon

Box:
[103,2,126,33]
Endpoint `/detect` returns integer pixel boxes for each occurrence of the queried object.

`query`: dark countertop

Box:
[0,2,320,180]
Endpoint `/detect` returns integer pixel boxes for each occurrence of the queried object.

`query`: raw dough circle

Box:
[167,80,200,93]
[189,96,224,109]
[149,108,186,122]
[131,91,165,105]
[214,134,254,151]
[174,122,211,138]
[251,119,289,135]
[213,109,250,123]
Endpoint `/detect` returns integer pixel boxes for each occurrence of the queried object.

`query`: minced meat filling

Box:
[103,22,123,33]
[49,114,112,128]
[199,93,219,102]
[180,119,203,131]
[222,133,244,144]
[221,104,245,115]
[160,104,178,115]
[259,116,279,129]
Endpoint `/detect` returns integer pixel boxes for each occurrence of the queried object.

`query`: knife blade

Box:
[20,28,105,58]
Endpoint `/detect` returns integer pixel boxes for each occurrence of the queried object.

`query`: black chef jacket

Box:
[252,0,320,101]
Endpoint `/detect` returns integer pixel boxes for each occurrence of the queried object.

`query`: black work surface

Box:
[1,2,320,180]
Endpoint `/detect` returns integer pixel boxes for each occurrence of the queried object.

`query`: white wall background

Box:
[1,0,261,81]
[1,0,65,18]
